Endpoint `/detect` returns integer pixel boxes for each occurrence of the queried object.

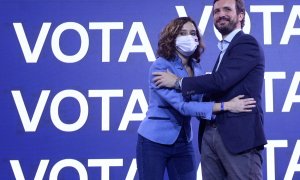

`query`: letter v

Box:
[10,160,49,180]
[11,90,50,132]
[13,23,51,63]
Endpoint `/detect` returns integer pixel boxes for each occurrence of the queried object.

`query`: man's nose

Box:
[218,10,226,17]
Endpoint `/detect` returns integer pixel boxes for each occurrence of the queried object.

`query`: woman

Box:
[136,17,255,180]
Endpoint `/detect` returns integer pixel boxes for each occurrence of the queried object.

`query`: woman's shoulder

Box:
[154,57,170,65]
[150,57,173,70]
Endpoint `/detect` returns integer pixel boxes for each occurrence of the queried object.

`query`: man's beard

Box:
[214,16,238,36]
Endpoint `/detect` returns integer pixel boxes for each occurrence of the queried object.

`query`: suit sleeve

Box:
[182,35,263,96]
[150,58,214,120]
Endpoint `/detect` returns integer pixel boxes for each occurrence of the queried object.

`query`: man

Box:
[153,0,267,179]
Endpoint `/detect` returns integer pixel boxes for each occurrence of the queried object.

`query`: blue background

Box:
[0,0,300,179]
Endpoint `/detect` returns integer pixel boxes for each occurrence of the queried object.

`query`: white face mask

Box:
[175,35,199,57]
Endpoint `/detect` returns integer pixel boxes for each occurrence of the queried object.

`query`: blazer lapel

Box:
[192,60,204,76]
[225,31,244,53]
[212,31,244,72]
[212,52,222,73]
[173,60,186,77]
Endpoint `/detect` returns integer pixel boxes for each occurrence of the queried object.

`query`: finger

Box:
[245,102,256,106]
[245,100,256,105]
[155,80,161,87]
[153,78,161,85]
[152,72,164,76]
[244,98,255,101]
[152,76,160,83]
[242,106,253,110]
[237,95,245,99]
[245,105,256,108]
[242,99,255,105]
[167,69,175,74]
[244,98,255,102]
[242,109,252,112]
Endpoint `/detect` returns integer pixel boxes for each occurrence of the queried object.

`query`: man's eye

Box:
[224,7,231,12]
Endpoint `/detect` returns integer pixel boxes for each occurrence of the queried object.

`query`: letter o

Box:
[52,22,89,63]
[50,90,88,132]
[49,159,88,180]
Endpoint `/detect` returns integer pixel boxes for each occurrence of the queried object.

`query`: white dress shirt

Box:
[215,29,242,71]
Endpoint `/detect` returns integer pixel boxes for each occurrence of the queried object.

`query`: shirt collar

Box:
[217,29,241,51]
[223,28,241,43]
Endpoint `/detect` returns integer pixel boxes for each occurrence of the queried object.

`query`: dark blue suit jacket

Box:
[182,31,267,154]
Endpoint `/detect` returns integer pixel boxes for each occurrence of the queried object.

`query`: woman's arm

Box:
[213,95,256,113]
[150,58,214,120]
[150,59,256,120]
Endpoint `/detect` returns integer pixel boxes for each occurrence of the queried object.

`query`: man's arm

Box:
[150,59,214,119]
[153,35,263,96]
[182,36,263,95]
[152,70,179,89]
[151,61,256,118]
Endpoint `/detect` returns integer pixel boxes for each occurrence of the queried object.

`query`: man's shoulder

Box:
[232,32,260,47]
[236,32,258,43]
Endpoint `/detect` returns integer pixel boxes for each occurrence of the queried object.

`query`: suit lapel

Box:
[212,52,222,73]
[225,31,244,53]
[212,31,244,72]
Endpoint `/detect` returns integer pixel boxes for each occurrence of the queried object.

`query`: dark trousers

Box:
[201,125,263,180]
[136,135,197,180]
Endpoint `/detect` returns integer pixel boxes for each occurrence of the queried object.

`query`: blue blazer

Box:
[138,56,214,145]
[182,31,267,154]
